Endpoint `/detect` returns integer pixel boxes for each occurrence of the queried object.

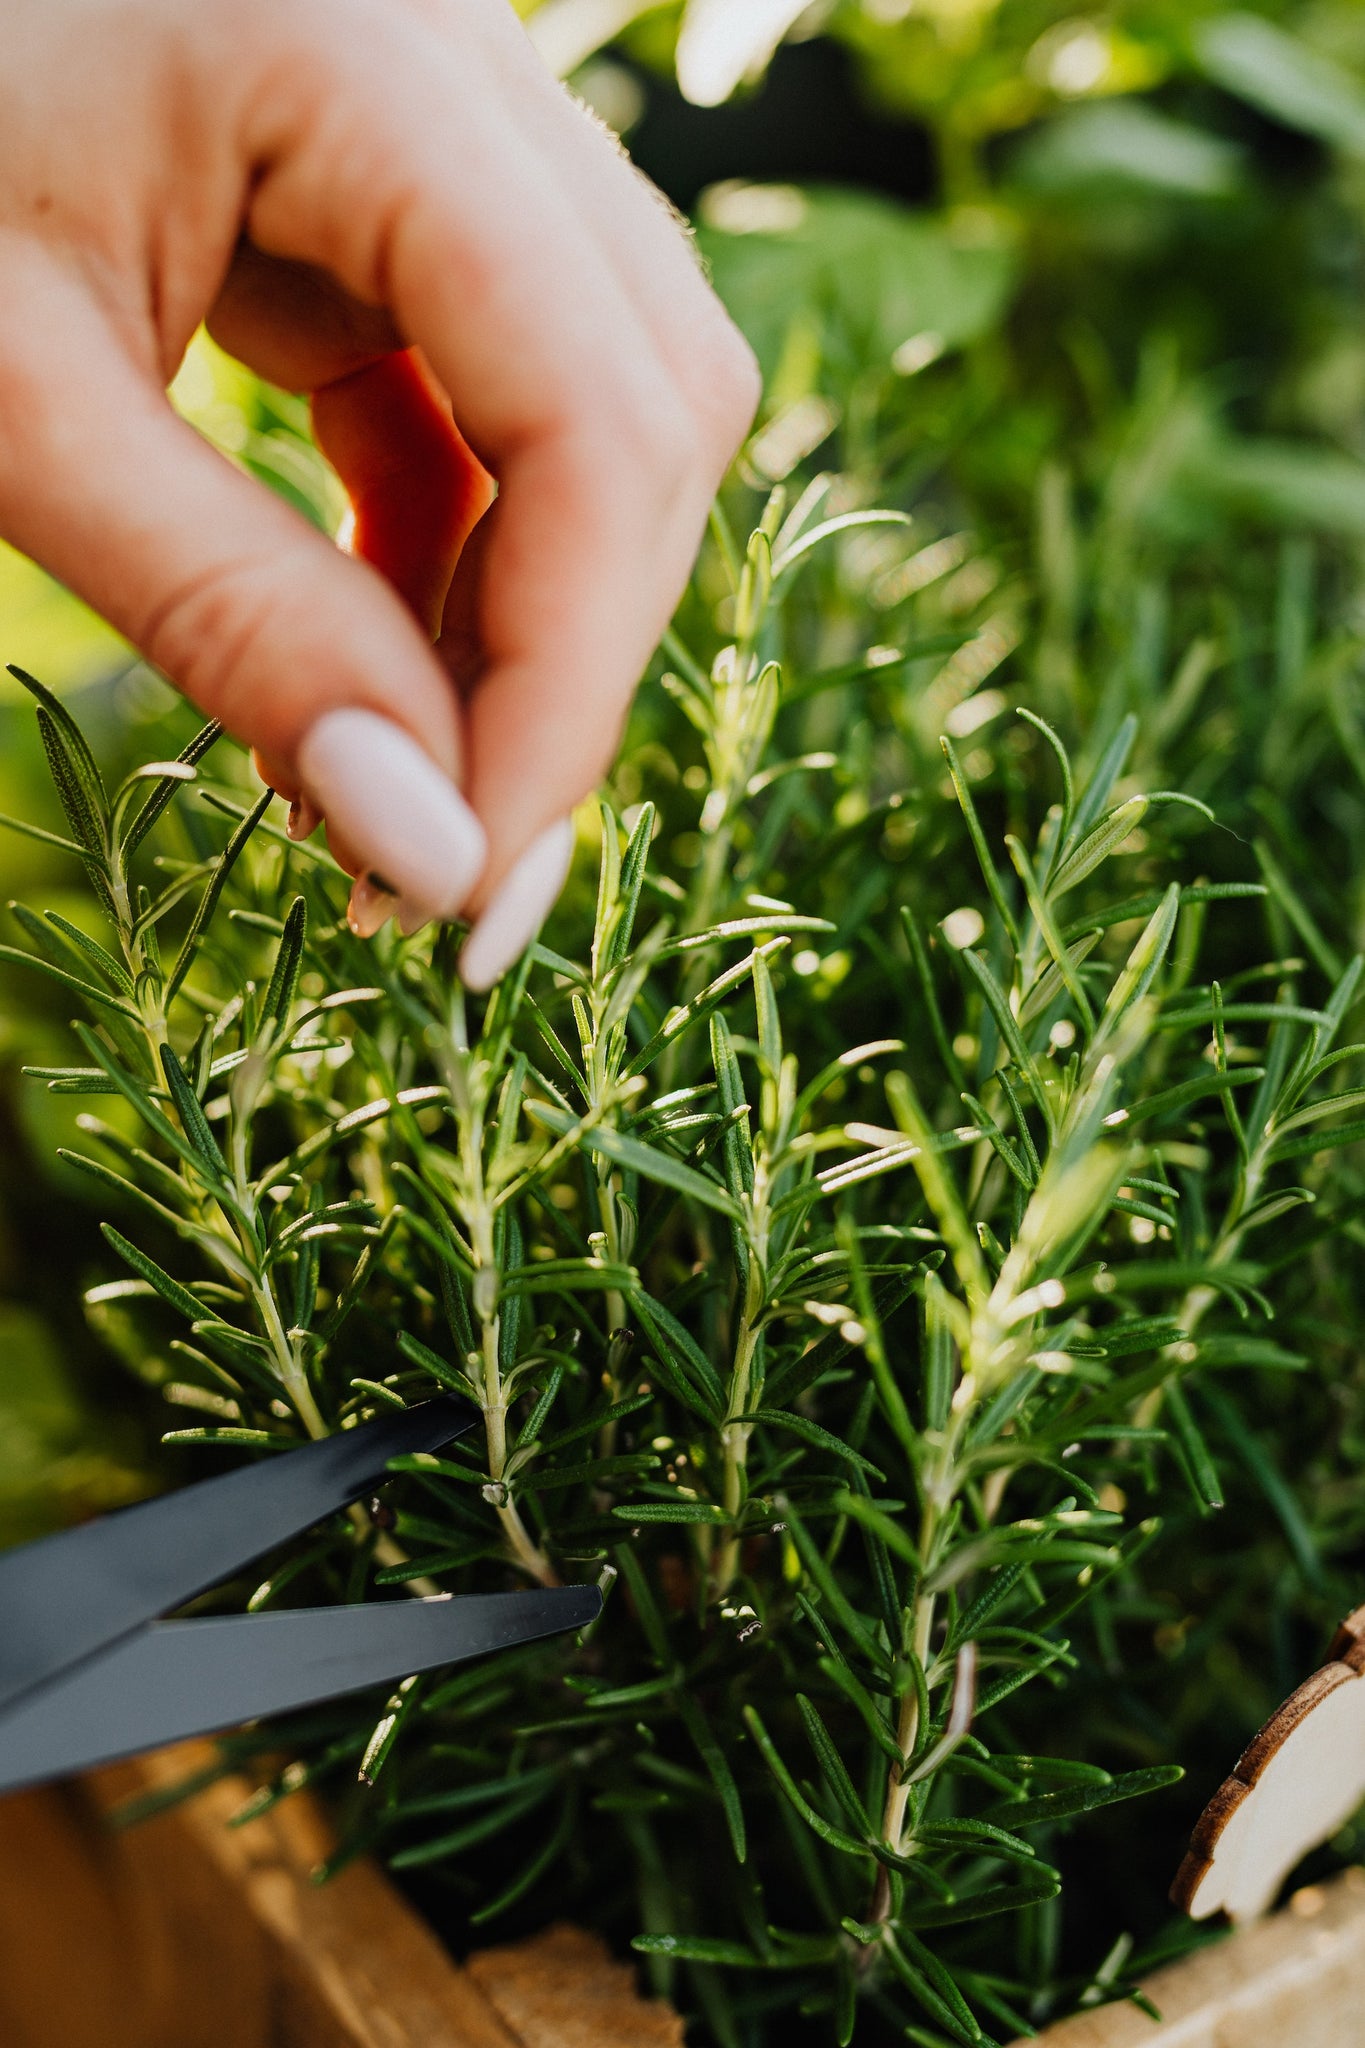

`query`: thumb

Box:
[0,268,486,922]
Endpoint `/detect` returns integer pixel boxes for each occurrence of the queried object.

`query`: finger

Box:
[212,260,491,650]
[0,248,485,922]
[208,242,402,392]
[213,279,496,929]
[451,428,706,856]
[246,19,755,954]
[431,0,758,429]
[254,364,495,900]
[212,253,495,645]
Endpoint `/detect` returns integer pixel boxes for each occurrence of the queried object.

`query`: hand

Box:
[0,0,759,980]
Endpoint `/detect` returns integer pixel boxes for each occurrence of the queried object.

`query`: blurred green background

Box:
[4,0,1365,1613]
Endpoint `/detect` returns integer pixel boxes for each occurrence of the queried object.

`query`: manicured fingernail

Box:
[347,874,396,938]
[287,795,321,842]
[396,901,431,938]
[460,820,574,992]
[299,710,486,919]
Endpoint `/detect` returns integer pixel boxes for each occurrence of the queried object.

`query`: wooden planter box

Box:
[1017,1868,1365,2047]
[2,1741,1363,2047]
[0,1744,683,2048]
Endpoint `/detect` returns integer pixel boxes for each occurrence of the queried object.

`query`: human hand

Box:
[0,0,759,980]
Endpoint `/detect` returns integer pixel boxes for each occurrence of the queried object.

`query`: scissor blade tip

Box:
[527,1584,603,1627]
[414,1392,480,1437]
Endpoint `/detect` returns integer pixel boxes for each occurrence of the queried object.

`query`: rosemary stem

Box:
[713,1289,761,1600]
[478,1252,557,1586]
[596,1160,629,1459]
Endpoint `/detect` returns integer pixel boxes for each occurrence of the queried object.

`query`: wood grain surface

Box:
[5,1740,1362,2048]
[1019,1868,1365,2048]
[0,1743,681,2048]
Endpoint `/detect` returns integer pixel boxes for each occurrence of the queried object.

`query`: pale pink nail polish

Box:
[299,710,487,920]
[459,820,574,991]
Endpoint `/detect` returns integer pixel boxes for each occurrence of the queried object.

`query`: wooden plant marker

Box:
[1173,1601,1365,1923]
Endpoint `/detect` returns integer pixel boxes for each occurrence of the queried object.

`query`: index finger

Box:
[243,15,754,918]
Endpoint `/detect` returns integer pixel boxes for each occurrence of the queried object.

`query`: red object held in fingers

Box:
[312,347,495,640]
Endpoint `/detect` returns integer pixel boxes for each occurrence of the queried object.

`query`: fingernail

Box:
[287,794,321,842]
[298,710,486,920]
[460,820,574,992]
[396,901,431,938]
[347,874,396,938]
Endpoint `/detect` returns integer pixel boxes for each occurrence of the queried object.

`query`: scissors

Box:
[0,1394,600,1796]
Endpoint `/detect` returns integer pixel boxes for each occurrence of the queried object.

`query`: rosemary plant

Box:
[5,474,1365,2048]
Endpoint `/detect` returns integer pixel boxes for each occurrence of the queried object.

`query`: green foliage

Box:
[9,435,1365,2043]
[5,7,1365,2041]
[695,189,1018,385]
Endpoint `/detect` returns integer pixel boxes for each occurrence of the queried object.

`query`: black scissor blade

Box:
[0,1586,599,1795]
[0,1396,477,1711]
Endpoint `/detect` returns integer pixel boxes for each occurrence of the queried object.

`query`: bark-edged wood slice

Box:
[1173,1602,1365,1922]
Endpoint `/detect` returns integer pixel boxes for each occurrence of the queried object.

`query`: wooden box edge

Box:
[0,1741,683,2048]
